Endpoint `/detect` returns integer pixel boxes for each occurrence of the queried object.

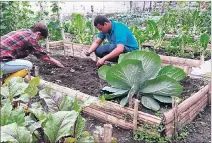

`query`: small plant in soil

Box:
[98,50,186,111]
[0,77,95,143]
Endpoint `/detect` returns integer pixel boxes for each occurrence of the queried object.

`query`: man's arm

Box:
[86,38,103,55]
[41,56,64,68]
[96,44,124,66]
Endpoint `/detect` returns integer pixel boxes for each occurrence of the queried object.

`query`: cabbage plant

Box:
[98,50,186,111]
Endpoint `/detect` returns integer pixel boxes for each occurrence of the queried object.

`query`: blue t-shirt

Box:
[97,20,138,51]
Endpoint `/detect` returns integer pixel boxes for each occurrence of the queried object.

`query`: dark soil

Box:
[26,55,211,143]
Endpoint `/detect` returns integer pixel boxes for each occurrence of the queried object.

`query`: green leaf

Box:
[29,102,47,121]
[24,116,42,134]
[153,95,172,103]
[118,50,161,80]
[200,33,210,50]
[1,123,32,143]
[98,65,111,80]
[39,88,73,112]
[141,96,160,111]
[64,137,77,143]
[1,77,28,100]
[106,59,145,89]
[0,100,12,126]
[44,111,78,143]
[77,136,94,143]
[75,115,85,138]
[24,77,40,97]
[101,86,129,100]
[140,75,183,96]
[158,65,186,81]
[14,93,30,102]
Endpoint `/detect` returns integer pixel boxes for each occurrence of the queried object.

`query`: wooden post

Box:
[200,55,205,65]
[172,97,179,138]
[133,99,140,130]
[91,5,98,62]
[208,81,211,105]
[34,65,39,76]
[143,1,146,11]
[93,131,100,143]
[103,124,113,143]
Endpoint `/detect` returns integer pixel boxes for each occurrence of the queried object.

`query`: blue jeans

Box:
[95,44,131,62]
[0,59,33,75]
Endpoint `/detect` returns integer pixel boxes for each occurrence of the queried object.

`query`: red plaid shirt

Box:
[0,29,50,62]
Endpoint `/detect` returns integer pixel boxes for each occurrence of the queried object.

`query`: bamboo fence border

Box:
[41,40,211,138]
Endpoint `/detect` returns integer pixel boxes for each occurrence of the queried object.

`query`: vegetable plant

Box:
[0,77,95,143]
[98,50,186,111]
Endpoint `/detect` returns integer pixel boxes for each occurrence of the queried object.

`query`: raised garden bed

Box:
[25,47,211,142]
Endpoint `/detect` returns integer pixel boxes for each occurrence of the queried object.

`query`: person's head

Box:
[94,15,111,33]
[30,22,48,40]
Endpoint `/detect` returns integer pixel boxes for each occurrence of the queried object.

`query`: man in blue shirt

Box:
[86,15,138,66]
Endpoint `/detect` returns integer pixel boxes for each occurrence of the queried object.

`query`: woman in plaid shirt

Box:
[0,22,64,75]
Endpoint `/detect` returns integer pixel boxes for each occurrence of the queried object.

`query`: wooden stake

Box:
[133,99,140,130]
[208,81,211,105]
[103,124,113,143]
[93,131,100,143]
[34,66,39,76]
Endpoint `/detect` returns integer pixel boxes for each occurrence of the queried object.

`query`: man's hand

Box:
[96,58,105,67]
[55,61,64,68]
[85,51,91,56]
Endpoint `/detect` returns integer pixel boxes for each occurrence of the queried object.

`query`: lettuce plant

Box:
[98,50,186,111]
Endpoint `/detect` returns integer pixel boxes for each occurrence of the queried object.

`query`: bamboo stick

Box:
[133,99,140,130]
[164,84,209,124]
[159,55,201,67]
[179,94,207,121]
[183,66,189,75]
[103,124,113,143]
[48,40,64,47]
[83,107,134,129]
[24,76,161,125]
[180,97,208,127]
[165,94,208,135]
[172,97,179,138]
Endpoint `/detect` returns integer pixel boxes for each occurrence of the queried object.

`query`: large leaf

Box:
[39,88,73,112]
[106,59,145,89]
[75,115,85,138]
[44,111,78,143]
[140,75,183,96]
[0,77,28,100]
[25,116,42,134]
[1,101,25,126]
[1,123,32,143]
[24,77,40,97]
[101,86,129,100]
[118,50,161,80]
[29,102,47,121]
[153,95,172,103]
[141,96,160,111]
[1,100,12,126]
[98,65,110,80]
[158,65,186,81]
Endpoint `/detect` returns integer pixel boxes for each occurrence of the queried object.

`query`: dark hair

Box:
[30,22,48,38]
[94,15,110,26]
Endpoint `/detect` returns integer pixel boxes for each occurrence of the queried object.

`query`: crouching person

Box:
[85,15,139,66]
[0,22,64,82]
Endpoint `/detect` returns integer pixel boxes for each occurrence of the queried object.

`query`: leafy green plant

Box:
[0,77,95,143]
[98,50,186,111]
[0,1,35,36]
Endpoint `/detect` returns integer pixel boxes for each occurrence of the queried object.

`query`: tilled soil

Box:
[25,55,210,143]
